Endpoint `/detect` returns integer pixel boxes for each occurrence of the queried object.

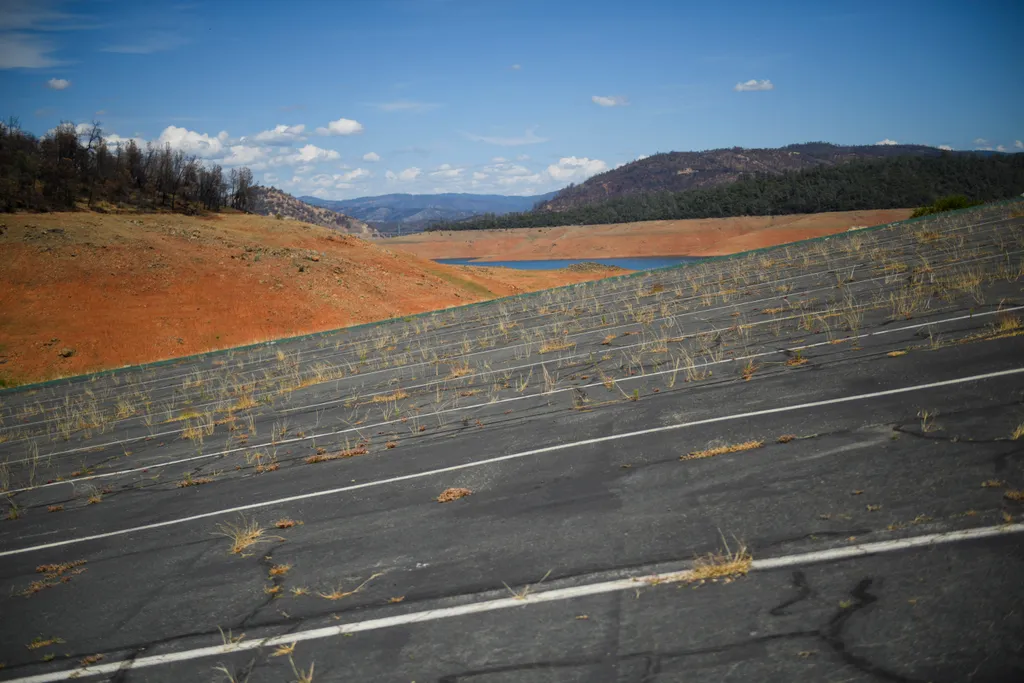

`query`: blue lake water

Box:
[435,256,699,271]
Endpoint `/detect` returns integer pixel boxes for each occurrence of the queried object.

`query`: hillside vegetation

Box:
[303,192,557,234]
[251,186,377,237]
[430,154,1024,231]
[540,142,963,211]
[0,119,256,214]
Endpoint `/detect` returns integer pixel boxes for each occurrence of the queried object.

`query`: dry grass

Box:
[785,352,808,367]
[539,337,576,354]
[447,363,472,378]
[47,505,64,513]
[981,479,1005,488]
[601,334,616,345]
[886,350,908,358]
[388,595,405,604]
[687,541,753,583]
[306,445,368,463]
[269,564,291,577]
[437,487,473,503]
[1005,490,1024,502]
[27,636,65,650]
[371,390,408,403]
[777,434,796,444]
[681,440,763,461]
[740,360,758,381]
[318,572,383,601]
[1012,422,1024,441]
[271,642,296,657]
[215,516,272,554]
[21,561,87,596]
[176,474,213,488]
[275,518,299,529]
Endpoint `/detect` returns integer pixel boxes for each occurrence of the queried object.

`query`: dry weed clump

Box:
[437,487,473,503]
[1005,490,1024,502]
[681,440,763,461]
[215,516,274,554]
[21,560,88,596]
[687,542,753,583]
[306,446,368,463]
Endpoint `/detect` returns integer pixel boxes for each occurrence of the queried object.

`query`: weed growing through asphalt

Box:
[687,540,753,584]
[215,516,277,554]
[503,569,552,600]
[21,560,87,596]
[1005,490,1024,502]
[318,572,383,601]
[289,656,315,683]
[681,440,763,461]
[271,642,296,657]
[26,636,65,650]
[1012,422,1024,441]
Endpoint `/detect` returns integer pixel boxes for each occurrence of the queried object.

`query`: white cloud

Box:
[340,168,369,181]
[430,163,463,179]
[251,124,306,145]
[157,125,226,157]
[875,139,898,146]
[546,156,608,181]
[465,126,547,146]
[263,173,279,184]
[0,32,60,69]
[592,95,629,107]
[1016,140,1023,150]
[974,138,988,145]
[315,117,364,136]
[497,173,543,186]
[221,145,266,166]
[997,145,1007,152]
[734,79,774,92]
[362,151,380,162]
[636,154,650,161]
[46,77,69,90]
[472,171,487,180]
[491,156,507,163]
[938,145,953,151]
[485,161,532,176]
[369,101,440,112]
[393,167,421,181]
[385,170,397,181]
[516,154,530,161]
[294,144,341,163]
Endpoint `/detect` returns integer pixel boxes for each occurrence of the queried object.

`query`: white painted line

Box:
[1,367,1020,558]
[4,522,1022,683]
[7,304,1020,490]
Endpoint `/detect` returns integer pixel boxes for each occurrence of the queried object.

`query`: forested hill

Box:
[427,154,1024,231]
[540,143,962,211]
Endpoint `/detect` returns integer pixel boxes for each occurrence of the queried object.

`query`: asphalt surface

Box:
[1,204,1023,682]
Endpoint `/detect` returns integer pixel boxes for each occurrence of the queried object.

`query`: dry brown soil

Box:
[0,212,619,384]
[385,209,914,261]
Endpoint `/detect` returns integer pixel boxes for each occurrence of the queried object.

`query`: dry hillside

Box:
[249,186,379,237]
[0,212,619,384]
[388,209,914,261]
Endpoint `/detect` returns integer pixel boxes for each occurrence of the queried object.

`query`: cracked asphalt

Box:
[1,203,1023,682]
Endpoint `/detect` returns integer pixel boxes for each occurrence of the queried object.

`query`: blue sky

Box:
[2,0,1022,200]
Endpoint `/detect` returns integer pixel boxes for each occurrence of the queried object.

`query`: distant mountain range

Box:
[300,192,559,234]
[250,186,378,237]
[539,143,972,211]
